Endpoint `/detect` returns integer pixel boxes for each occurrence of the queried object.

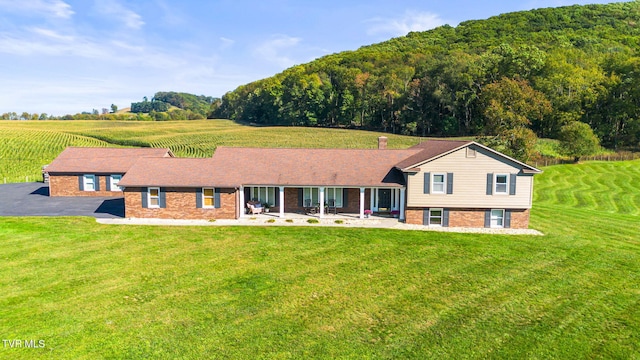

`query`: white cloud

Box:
[0,0,74,19]
[220,37,235,49]
[94,0,145,30]
[253,35,302,68]
[366,11,448,37]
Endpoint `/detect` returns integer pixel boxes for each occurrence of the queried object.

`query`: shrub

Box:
[307,219,319,224]
[335,220,344,224]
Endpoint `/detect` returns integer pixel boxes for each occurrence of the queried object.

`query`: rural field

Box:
[0,152,639,358]
[0,120,423,183]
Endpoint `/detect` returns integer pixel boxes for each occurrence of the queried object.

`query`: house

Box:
[114,137,541,228]
[46,147,174,197]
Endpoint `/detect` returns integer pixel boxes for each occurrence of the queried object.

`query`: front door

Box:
[378,189,391,212]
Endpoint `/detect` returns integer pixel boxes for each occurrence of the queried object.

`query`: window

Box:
[148,187,160,208]
[83,174,96,191]
[466,147,476,158]
[495,174,508,194]
[325,187,343,207]
[110,175,122,191]
[203,188,215,208]
[303,187,319,206]
[432,173,446,194]
[491,209,504,228]
[250,187,276,206]
[429,208,443,226]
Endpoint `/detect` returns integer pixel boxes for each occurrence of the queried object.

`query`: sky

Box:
[0,0,625,115]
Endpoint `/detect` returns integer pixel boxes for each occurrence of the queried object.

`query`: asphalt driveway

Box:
[0,183,124,218]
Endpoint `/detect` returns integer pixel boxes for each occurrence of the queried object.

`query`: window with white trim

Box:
[429,208,443,226]
[203,188,215,208]
[110,175,122,191]
[491,209,504,228]
[325,187,343,207]
[303,187,319,206]
[250,186,276,206]
[148,187,160,208]
[494,174,508,194]
[83,174,96,191]
[432,173,446,194]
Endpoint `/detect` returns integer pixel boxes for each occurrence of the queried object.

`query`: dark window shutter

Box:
[423,208,429,225]
[443,209,450,227]
[141,187,148,208]
[486,173,493,195]
[196,188,203,208]
[484,210,491,228]
[423,172,430,194]
[159,188,166,208]
[274,188,280,206]
[79,175,84,191]
[214,188,221,208]
[343,188,348,206]
[509,174,517,195]
[94,176,100,191]
[298,188,303,207]
[446,173,453,194]
[505,210,512,228]
[106,176,111,191]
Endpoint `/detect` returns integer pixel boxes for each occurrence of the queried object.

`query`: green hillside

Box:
[0,160,638,358]
[215,1,640,153]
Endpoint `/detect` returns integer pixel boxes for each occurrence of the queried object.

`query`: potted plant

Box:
[263,202,270,213]
[364,209,373,218]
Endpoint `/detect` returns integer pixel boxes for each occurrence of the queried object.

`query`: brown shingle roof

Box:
[45,147,173,174]
[394,139,472,170]
[119,147,423,188]
[119,158,217,187]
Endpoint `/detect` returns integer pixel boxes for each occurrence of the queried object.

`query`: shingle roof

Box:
[394,139,472,170]
[45,147,173,174]
[119,147,423,188]
[118,158,218,187]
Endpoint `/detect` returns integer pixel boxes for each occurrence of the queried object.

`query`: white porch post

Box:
[319,187,325,218]
[279,186,285,218]
[394,189,400,210]
[369,188,375,212]
[239,186,245,218]
[399,188,406,221]
[360,187,365,219]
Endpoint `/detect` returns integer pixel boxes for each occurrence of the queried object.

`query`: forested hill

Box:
[213,1,640,155]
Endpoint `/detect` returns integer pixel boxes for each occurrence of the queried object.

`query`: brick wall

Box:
[49,174,124,197]
[405,207,530,229]
[124,187,237,220]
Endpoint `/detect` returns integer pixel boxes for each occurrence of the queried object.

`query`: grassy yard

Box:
[1,160,639,358]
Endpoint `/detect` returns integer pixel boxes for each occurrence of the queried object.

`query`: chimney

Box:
[378,136,388,150]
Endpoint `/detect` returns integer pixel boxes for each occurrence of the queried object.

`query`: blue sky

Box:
[0,0,623,115]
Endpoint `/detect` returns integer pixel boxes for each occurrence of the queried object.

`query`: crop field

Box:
[0,160,639,358]
[0,120,422,183]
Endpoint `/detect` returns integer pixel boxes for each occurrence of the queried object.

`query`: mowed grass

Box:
[0,120,421,183]
[1,160,639,358]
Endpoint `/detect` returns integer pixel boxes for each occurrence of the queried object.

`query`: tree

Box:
[558,121,601,162]
[111,104,118,113]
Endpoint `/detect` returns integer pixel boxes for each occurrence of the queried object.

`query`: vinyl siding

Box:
[406,146,534,208]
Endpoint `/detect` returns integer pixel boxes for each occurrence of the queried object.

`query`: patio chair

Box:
[303,198,316,214]
[247,201,263,214]
[327,199,337,215]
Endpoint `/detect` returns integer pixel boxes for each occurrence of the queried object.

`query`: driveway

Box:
[0,183,124,218]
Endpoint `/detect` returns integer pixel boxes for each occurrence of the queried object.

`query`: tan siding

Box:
[406,147,534,208]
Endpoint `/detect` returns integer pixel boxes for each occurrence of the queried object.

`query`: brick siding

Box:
[405,207,530,229]
[124,187,237,220]
[49,174,124,197]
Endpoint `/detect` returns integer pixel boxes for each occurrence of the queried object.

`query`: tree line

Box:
[213,2,640,160]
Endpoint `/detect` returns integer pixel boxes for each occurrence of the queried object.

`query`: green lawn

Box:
[1,160,639,358]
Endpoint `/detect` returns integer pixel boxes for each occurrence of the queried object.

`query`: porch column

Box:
[319,187,325,218]
[239,186,245,218]
[359,187,365,219]
[399,188,406,221]
[279,186,285,218]
[369,188,375,212]
[394,189,400,210]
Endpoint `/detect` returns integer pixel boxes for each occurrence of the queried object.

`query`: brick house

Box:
[45,147,173,197]
[114,137,541,228]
